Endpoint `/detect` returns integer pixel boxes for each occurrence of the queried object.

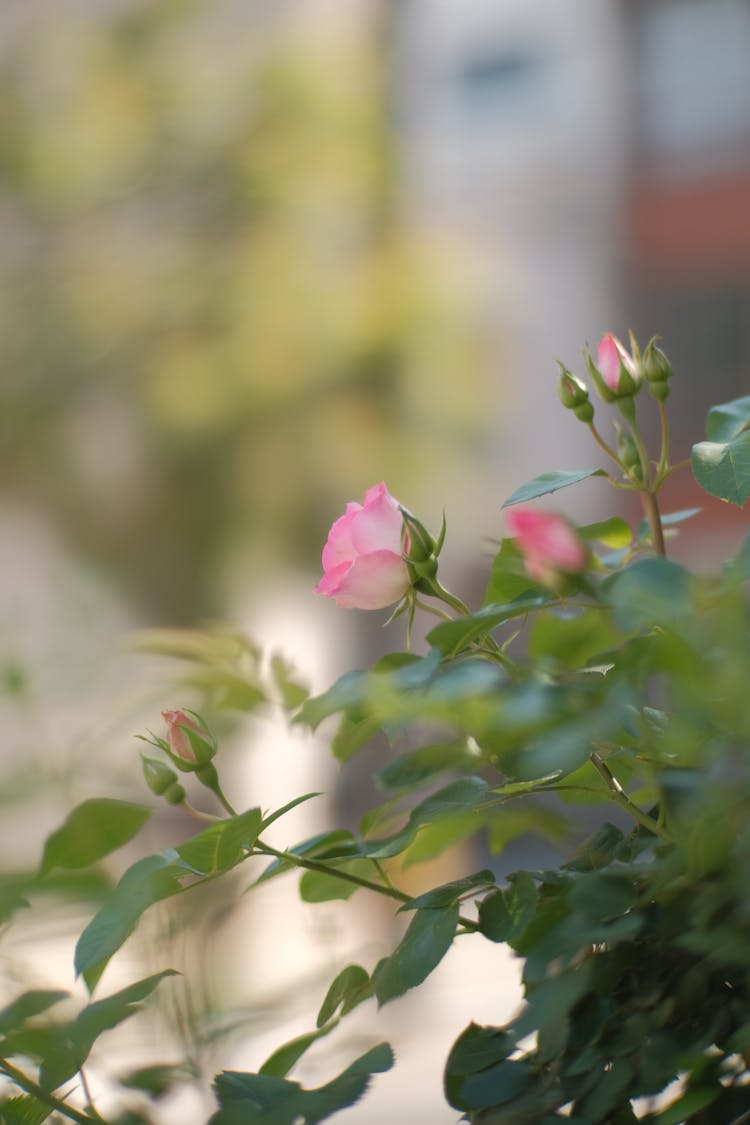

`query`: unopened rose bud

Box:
[586,334,641,401]
[142,756,186,805]
[506,507,587,589]
[557,366,594,423]
[162,709,216,768]
[641,339,672,401]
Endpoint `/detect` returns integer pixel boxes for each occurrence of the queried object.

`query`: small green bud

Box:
[573,400,594,424]
[642,339,672,384]
[557,365,589,410]
[142,756,185,805]
[649,379,671,402]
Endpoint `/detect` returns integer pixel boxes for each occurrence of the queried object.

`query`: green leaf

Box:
[692,431,750,506]
[74,855,186,989]
[651,1086,721,1125]
[316,965,371,1028]
[483,538,541,605]
[361,777,492,860]
[211,1043,393,1124]
[528,608,619,668]
[579,516,632,548]
[514,962,593,1037]
[400,870,496,911]
[692,396,750,504]
[0,991,68,1036]
[176,808,262,874]
[602,557,692,631]
[270,653,308,710]
[331,714,382,763]
[372,905,459,1006]
[705,393,750,442]
[478,873,538,943]
[427,596,548,656]
[455,1058,535,1111]
[259,1024,336,1079]
[2,972,176,1092]
[399,812,484,868]
[119,1063,189,1097]
[0,1095,55,1125]
[298,859,376,903]
[39,799,151,876]
[502,469,606,509]
[376,740,476,793]
[260,792,322,832]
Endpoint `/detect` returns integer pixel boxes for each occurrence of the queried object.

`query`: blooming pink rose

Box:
[162,709,200,762]
[506,507,587,586]
[597,333,637,393]
[315,482,411,610]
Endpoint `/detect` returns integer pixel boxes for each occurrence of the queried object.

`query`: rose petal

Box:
[326,549,410,610]
[321,502,362,572]
[351,483,403,556]
[597,334,622,392]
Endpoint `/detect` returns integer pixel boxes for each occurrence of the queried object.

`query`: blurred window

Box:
[456,47,547,115]
[633,0,750,174]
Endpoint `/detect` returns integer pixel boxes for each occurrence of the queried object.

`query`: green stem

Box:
[655,399,671,481]
[428,580,471,617]
[641,490,666,557]
[0,1060,101,1124]
[590,751,667,838]
[253,840,479,930]
[587,422,622,469]
[414,598,455,623]
[254,840,411,903]
[211,782,238,818]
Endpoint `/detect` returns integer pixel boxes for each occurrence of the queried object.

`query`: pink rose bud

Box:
[314,482,411,610]
[506,507,587,587]
[162,709,202,763]
[596,333,639,395]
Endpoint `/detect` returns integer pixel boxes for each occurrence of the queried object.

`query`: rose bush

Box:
[3,332,750,1124]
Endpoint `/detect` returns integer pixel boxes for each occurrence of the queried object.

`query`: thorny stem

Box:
[590,750,668,839]
[0,1059,102,1124]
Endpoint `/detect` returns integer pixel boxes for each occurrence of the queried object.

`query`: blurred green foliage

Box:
[0,0,486,622]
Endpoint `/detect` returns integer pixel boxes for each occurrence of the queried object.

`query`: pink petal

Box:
[325,550,410,610]
[506,507,586,572]
[321,503,361,572]
[314,559,353,597]
[597,334,622,391]
[351,483,403,556]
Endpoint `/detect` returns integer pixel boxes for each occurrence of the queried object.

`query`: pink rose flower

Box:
[162,709,201,763]
[597,333,637,393]
[506,507,587,586]
[315,482,411,610]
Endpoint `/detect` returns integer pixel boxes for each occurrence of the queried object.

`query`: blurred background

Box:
[1,0,749,1120]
